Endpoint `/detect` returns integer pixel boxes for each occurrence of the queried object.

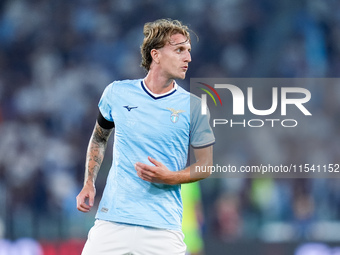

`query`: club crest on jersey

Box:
[166,108,185,123]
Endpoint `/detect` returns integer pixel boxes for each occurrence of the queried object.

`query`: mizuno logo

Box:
[123,105,138,111]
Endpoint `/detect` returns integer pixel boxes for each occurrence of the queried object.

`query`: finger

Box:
[140,170,153,182]
[135,167,153,182]
[141,174,153,182]
[77,199,91,212]
[135,162,155,173]
[135,164,144,176]
[76,194,84,208]
[135,162,146,171]
[76,194,92,211]
[135,166,144,179]
[88,195,94,207]
[135,164,159,183]
[148,156,161,166]
[135,167,142,177]
[78,203,91,212]
[137,168,153,179]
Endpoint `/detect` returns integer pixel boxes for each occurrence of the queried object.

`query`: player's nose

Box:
[184,50,191,63]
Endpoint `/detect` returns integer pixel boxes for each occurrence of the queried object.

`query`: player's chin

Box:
[177,72,187,80]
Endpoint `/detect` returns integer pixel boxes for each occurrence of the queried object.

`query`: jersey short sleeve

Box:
[190,94,215,148]
[98,83,114,122]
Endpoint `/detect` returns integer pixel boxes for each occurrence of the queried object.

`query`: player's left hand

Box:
[135,157,176,185]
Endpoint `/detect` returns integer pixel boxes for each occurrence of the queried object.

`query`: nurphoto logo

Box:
[190,78,339,179]
[193,79,312,128]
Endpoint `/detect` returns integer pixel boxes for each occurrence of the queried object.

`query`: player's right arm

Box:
[76,121,113,212]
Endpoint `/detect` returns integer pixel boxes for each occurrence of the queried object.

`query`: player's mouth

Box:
[182,66,188,71]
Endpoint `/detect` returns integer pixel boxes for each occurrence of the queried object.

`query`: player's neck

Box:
[144,71,174,94]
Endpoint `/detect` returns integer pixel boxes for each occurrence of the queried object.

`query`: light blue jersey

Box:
[96,79,215,231]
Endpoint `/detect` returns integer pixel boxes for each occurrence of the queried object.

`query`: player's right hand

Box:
[76,182,96,213]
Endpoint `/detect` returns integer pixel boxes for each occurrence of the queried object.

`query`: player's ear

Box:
[150,49,160,64]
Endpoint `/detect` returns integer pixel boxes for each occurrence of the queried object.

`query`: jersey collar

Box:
[141,80,177,100]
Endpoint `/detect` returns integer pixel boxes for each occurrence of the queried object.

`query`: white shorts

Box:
[81,220,187,255]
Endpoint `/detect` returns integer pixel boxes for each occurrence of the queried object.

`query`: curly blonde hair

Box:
[140,19,191,71]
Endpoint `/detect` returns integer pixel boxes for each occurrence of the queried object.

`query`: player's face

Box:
[158,33,191,80]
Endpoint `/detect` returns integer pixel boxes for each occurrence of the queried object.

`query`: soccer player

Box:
[76,19,215,255]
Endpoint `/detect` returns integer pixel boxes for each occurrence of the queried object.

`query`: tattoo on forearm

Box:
[84,123,113,185]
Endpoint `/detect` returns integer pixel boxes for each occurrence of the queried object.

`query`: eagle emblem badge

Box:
[166,108,185,123]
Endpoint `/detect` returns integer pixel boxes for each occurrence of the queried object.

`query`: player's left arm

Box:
[135,145,213,185]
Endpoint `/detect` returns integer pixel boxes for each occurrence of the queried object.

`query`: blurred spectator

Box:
[213,194,242,241]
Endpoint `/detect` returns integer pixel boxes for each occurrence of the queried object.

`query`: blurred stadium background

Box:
[1,0,340,254]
